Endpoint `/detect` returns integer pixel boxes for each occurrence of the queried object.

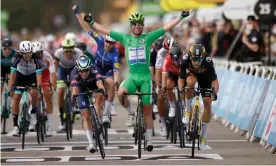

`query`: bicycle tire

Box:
[137,103,142,159]
[191,106,199,158]
[2,117,7,134]
[66,113,71,140]
[177,101,185,148]
[41,124,45,142]
[91,107,105,159]
[36,123,41,144]
[104,123,108,145]
[21,103,28,149]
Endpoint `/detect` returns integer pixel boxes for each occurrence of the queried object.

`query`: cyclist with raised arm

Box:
[72,5,192,151]
[32,41,56,136]
[178,44,219,149]
[71,55,114,153]
[8,41,42,136]
[54,38,83,130]
[155,38,176,136]
[1,38,18,108]
[74,11,120,117]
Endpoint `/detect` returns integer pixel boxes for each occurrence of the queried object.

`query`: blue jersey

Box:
[88,30,119,76]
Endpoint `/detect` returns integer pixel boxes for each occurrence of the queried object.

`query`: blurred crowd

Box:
[1,15,276,65]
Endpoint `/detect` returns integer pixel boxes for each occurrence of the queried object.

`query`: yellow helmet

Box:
[62,38,75,50]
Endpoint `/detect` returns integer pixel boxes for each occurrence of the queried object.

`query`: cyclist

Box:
[54,38,83,130]
[74,12,120,117]
[32,41,56,136]
[155,38,176,136]
[72,5,192,151]
[8,41,42,136]
[1,38,18,107]
[71,55,114,153]
[65,32,77,42]
[161,45,183,117]
[76,42,95,65]
[178,44,219,149]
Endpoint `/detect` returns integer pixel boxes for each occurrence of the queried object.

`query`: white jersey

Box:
[42,50,55,73]
[155,48,167,70]
[54,48,83,68]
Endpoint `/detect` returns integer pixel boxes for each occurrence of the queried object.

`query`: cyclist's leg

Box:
[182,73,197,125]
[198,74,213,148]
[118,75,136,126]
[28,74,38,131]
[102,77,115,123]
[167,72,177,117]
[76,92,96,153]
[0,69,8,106]
[42,69,53,135]
[11,74,24,136]
[140,79,154,150]
[57,66,67,128]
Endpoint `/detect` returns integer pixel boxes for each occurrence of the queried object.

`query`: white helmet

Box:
[19,41,33,53]
[65,32,76,41]
[46,34,55,42]
[105,35,116,43]
[32,41,43,53]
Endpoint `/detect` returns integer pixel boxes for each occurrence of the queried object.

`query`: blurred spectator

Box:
[201,22,219,57]
[236,15,264,62]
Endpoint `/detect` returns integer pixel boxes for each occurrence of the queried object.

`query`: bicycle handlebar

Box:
[73,89,104,98]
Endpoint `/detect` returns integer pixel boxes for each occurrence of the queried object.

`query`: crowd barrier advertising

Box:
[213,60,276,150]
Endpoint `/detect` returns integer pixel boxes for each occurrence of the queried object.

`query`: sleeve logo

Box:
[206,57,212,62]
[114,62,120,68]
[93,32,98,37]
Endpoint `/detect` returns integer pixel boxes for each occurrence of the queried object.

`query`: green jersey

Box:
[110,28,165,75]
[110,28,165,104]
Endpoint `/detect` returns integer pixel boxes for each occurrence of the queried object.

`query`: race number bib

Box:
[128,47,146,65]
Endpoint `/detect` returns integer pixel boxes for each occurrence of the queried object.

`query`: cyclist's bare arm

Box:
[155,69,162,88]
[161,72,168,90]
[113,71,120,86]
[178,78,185,92]
[8,72,16,90]
[75,13,91,32]
[36,73,42,88]
[96,80,105,91]
[163,9,192,32]
[72,86,79,96]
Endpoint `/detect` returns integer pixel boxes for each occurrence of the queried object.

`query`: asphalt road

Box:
[1,95,276,165]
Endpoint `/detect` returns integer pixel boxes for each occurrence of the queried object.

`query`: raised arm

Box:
[163,10,192,32]
[73,5,110,35]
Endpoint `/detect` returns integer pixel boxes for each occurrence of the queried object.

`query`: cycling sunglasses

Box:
[78,68,89,73]
[105,40,115,44]
[131,22,144,27]
[190,56,203,62]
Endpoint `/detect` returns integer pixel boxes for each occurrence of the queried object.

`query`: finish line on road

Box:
[1,154,223,163]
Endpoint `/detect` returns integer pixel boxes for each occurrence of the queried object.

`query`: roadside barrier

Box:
[213,59,276,154]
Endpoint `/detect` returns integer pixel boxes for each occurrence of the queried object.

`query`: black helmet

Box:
[154,38,164,50]
[169,45,183,62]
[76,42,87,51]
[2,38,12,47]
[189,44,206,62]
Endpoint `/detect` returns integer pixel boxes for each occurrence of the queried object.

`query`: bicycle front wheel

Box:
[191,106,199,158]
[91,107,105,159]
[137,104,143,159]
[21,103,28,149]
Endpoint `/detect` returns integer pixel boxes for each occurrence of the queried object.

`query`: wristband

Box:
[89,20,95,26]
[74,7,81,14]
